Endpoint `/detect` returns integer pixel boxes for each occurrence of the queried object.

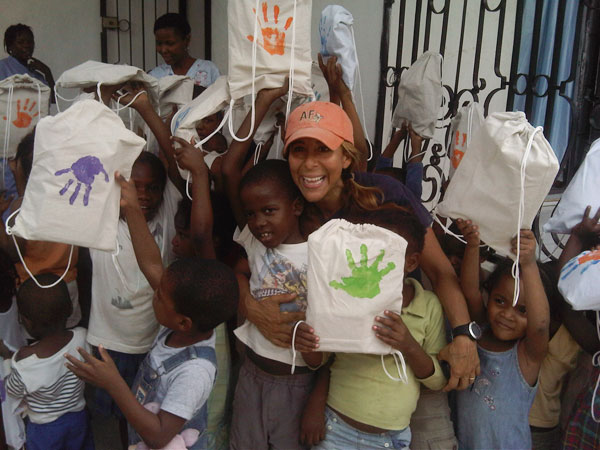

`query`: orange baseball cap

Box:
[283,101,354,154]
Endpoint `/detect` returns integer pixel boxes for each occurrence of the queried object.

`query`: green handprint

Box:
[329,244,396,299]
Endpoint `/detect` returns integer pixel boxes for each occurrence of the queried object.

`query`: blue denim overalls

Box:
[128,329,217,450]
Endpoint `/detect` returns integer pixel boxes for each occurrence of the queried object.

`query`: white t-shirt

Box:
[233,225,308,366]
[5,327,89,424]
[87,181,181,354]
[149,59,220,87]
[149,328,216,421]
[0,296,27,352]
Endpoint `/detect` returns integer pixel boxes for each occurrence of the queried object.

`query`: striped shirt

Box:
[6,327,88,424]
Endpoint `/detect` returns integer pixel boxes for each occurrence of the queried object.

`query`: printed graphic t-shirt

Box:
[233,225,308,366]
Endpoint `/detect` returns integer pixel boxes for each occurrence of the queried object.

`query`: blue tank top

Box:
[456,343,537,450]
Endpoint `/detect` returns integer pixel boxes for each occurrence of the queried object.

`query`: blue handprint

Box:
[54,156,109,206]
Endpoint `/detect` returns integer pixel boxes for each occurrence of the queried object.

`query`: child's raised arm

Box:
[455,219,485,324]
[558,206,600,271]
[318,53,367,171]
[116,171,163,290]
[515,230,550,386]
[222,80,289,230]
[112,85,185,195]
[172,136,215,259]
[66,346,186,449]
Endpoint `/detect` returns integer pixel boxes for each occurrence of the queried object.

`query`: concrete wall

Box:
[0,0,101,79]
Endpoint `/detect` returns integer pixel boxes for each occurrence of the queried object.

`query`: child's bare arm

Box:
[516,230,549,384]
[455,219,485,323]
[318,53,367,170]
[116,171,163,290]
[66,347,185,449]
[172,136,215,259]
[300,365,330,446]
[374,310,434,379]
[222,80,289,230]
[558,206,600,271]
[113,86,185,195]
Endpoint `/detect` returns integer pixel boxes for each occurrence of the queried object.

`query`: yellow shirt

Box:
[529,324,580,428]
[327,278,447,430]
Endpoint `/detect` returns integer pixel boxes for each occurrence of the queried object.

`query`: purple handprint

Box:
[54,156,109,206]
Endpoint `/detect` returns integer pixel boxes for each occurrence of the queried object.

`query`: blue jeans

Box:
[314,407,411,449]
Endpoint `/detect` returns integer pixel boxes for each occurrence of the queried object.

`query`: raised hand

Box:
[171,136,208,177]
[115,170,139,211]
[512,229,537,267]
[456,219,480,248]
[329,244,396,299]
[246,2,293,56]
[572,205,600,244]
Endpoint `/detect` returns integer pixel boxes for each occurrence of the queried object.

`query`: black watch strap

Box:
[452,321,482,340]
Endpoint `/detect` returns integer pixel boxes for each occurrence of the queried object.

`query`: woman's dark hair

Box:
[154,13,191,38]
[4,24,33,52]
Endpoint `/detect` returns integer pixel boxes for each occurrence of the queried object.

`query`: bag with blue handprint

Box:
[7,99,145,252]
[558,249,600,311]
[305,219,410,381]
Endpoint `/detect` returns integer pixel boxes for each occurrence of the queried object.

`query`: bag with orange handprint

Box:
[0,74,50,159]
[228,0,313,100]
[447,102,485,179]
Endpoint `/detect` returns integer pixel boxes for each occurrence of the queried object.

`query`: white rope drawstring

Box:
[290,319,305,374]
[228,0,260,142]
[381,351,408,383]
[511,127,542,306]
[5,208,74,288]
[589,309,600,421]
[350,26,373,161]
[2,85,13,189]
[253,142,264,166]
[284,0,298,125]
[54,89,80,113]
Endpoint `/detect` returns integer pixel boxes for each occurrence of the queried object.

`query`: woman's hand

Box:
[438,336,479,391]
[245,291,305,347]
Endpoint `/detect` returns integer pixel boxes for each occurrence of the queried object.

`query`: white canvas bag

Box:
[436,112,559,260]
[6,99,145,253]
[447,102,485,178]
[0,74,50,161]
[558,249,600,311]
[319,5,357,91]
[55,60,159,113]
[392,51,443,139]
[544,138,600,234]
[304,219,409,381]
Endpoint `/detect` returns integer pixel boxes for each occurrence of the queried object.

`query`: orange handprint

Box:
[451,149,464,169]
[2,98,39,129]
[247,2,293,56]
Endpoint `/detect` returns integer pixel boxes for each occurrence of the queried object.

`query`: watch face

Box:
[469,322,482,340]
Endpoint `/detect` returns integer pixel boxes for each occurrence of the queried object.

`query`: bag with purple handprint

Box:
[8,99,145,252]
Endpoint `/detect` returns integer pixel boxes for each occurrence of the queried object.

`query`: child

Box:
[455,219,549,449]
[66,257,237,450]
[294,206,448,449]
[5,274,94,450]
[221,84,313,449]
[84,87,183,446]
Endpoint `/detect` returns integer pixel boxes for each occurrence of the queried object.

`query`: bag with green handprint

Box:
[306,219,407,357]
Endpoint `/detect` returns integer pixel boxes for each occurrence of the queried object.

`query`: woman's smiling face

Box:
[286,137,350,207]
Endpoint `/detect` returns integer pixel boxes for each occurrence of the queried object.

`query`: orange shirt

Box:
[15,240,78,285]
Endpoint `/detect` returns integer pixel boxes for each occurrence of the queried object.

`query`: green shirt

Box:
[327,278,447,430]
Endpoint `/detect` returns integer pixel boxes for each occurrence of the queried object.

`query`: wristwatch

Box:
[452,321,482,341]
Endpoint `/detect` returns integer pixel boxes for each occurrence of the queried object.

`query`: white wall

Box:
[0,0,101,79]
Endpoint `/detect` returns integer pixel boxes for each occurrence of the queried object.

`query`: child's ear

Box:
[177,315,194,332]
[404,252,420,274]
[292,197,304,216]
